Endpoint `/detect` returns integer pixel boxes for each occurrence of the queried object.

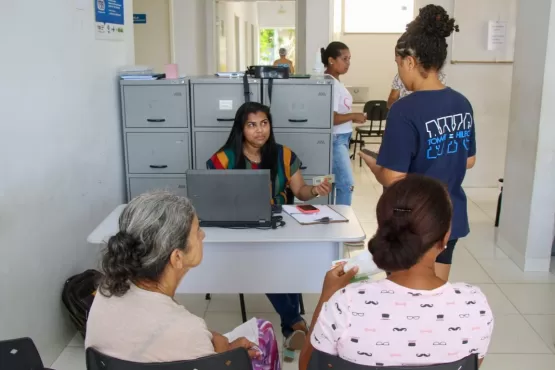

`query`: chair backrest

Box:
[363,100,388,122]
[86,347,252,370]
[0,337,45,370]
[308,350,478,370]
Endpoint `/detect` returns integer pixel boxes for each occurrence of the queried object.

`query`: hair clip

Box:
[393,208,412,214]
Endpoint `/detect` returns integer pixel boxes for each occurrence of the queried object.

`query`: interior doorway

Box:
[213,0,296,73]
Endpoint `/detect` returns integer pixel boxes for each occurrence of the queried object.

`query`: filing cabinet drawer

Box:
[192,83,260,128]
[274,132,331,175]
[129,177,187,200]
[269,85,332,129]
[124,86,188,128]
[193,131,230,169]
[127,133,190,174]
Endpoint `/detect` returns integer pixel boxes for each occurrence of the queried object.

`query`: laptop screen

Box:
[186,170,272,225]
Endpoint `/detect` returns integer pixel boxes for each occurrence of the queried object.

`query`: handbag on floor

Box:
[62,269,103,338]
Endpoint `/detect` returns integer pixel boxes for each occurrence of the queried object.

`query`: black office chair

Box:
[0,337,53,370]
[86,347,251,370]
[351,100,388,167]
[308,350,478,370]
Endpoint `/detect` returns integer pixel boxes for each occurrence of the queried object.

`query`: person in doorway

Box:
[387,70,447,108]
[86,191,281,370]
[359,5,475,281]
[321,42,366,207]
[206,102,332,361]
[299,175,493,369]
[273,48,295,73]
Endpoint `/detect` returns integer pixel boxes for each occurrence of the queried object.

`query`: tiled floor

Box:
[52,164,555,370]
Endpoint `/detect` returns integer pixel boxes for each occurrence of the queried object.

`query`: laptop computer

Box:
[186,169,273,228]
[346,86,369,104]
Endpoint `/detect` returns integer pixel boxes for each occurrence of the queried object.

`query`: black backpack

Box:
[62,269,103,338]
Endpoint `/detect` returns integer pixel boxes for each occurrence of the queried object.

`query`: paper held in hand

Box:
[332,250,384,283]
[224,317,259,346]
[313,174,335,185]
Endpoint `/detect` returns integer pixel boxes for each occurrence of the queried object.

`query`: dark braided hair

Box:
[396,5,459,72]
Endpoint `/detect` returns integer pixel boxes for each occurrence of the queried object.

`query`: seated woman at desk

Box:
[207,101,332,356]
[85,191,281,369]
[299,175,494,369]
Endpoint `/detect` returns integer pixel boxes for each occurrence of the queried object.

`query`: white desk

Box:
[88,205,366,294]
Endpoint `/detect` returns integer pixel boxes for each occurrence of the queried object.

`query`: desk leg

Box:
[337,242,345,260]
[239,294,247,322]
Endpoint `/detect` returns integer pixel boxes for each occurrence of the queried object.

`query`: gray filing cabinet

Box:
[120,79,191,201]
[190,76,334,205]
[120,76,334,204]
[189,77,261,169]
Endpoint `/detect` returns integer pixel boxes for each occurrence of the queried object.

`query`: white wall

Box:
[0,0,134,366]
[172,0,207,75]
[217,1,258,71]
[133,0,171,73]
[337,0,512,187]
[304,0,334,72]
[257,1,295,28]
[498,0,555,271]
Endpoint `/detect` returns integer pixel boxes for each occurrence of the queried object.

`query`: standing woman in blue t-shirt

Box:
[360,5,475,281]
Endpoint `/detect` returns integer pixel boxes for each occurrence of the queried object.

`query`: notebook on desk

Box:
[283,205,348,225]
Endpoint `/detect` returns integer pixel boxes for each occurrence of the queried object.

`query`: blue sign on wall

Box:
[133,14,147,24]
[95,0,125,40]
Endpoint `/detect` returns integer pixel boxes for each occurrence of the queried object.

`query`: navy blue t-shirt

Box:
[377,88,476,240]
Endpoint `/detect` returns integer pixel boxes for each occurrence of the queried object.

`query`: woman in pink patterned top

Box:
[300,175,494,368]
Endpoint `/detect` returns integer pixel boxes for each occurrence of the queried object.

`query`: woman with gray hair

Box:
[85,191,281,369]
[273,47,295,73]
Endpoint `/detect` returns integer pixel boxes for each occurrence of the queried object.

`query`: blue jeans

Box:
[333,133,355,206]
[266,294,303,337]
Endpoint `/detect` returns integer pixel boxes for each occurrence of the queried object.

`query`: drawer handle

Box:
[289,119,308,123]
[147,118,166,123]
[149,165,168,169]
[300,166,307,170]
[217,118,235,122]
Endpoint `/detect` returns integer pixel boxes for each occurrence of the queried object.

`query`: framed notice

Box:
[95,0,125,41]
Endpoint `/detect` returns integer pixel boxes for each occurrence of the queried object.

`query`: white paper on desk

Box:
[224,317,259,346]
[282,205,347,224]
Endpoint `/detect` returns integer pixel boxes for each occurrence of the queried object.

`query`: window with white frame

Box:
[344,0,414,34]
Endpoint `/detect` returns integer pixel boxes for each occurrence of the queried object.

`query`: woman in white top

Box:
[321,42,366,206]
[86,191,281,369]
[300,175,493,368]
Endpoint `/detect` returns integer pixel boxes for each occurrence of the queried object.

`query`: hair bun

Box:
[369,218,423,272]
[100,231,146,296]
[320,47,327,65]
[409,5,459,38]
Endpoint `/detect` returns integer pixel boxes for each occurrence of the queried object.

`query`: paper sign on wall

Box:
[95,0,125,41]
[487,21,507,51]
[219,100,233,110]
[133,14,147,24]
